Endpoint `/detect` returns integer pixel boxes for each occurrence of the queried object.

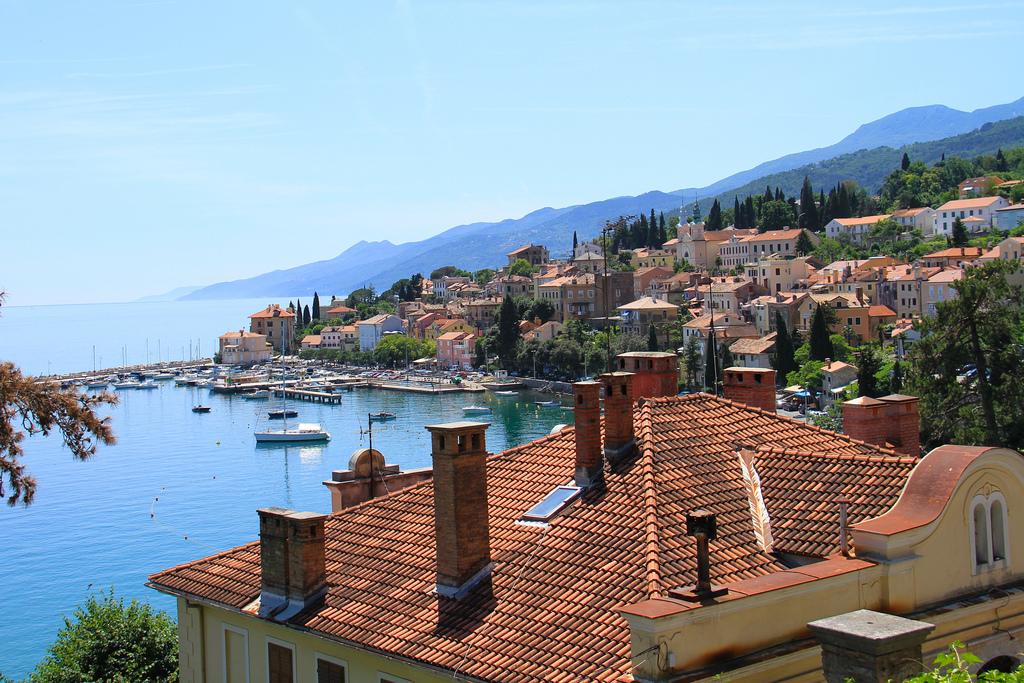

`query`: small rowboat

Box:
[192,406,211,413]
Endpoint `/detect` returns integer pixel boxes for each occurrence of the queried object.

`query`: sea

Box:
[0,299,574,679]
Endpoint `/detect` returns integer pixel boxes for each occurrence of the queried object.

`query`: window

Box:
[223,625,249,683]
[855,317,861,325]
[317,654,348,683]
[268,640,294,683]
[970,492,1010,574]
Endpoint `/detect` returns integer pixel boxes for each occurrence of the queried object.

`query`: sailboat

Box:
[255,347,330,443]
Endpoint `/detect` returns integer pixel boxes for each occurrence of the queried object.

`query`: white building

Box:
[934,196,1010,235]
[357,314,404,352]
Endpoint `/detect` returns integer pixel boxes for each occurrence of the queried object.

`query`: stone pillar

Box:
[808,609,934,683]
[573,381,603,486]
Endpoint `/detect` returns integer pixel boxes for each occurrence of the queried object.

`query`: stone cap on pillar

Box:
[808,609,935,656]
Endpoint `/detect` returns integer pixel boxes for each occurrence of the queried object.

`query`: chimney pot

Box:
[600,372,635,458]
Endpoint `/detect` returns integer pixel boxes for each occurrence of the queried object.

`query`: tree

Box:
[29,589,177,683]
[572,231,578,255]
[759,200,793,233]
[890,359,903,394]
[951,217,969,247]
[856,344,884,398]
[706,199,723,232]
[901,152,911,171]
[808,305,834,361]
[795,230,815,256]
[1,312,117,506]
[773,311,797,381]
[494,296,522,367]
[906,260,1024,450]
[799,175,819,231]
[509,258,537,278]
[647,325,659,352]
[303,305,311,326]
[312,292,321,321]
[684,336,701,389]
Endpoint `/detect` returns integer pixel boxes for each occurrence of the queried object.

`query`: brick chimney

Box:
[841,397,887,448]
[601,372,635,459]
[877,394,920,456]
[616,351,678,399]
[426,421,493,599]
[257,507,328,621]
[723,367,776,413]
[573,381,603,486]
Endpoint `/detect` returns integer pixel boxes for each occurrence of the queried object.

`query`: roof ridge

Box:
[753,443,916,463]
[635,401,663,599]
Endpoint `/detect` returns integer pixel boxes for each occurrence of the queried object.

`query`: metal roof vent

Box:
[521,485,581,524]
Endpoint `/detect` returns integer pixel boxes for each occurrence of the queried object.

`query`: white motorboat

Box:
[242,390,270,399]
[462,405,491,415]
[255,423,331,442]
[135,380,159,390]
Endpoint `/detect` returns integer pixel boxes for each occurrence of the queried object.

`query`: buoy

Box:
[216,441,220,445]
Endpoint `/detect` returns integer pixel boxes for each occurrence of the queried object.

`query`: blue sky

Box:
[2,0,1023,306]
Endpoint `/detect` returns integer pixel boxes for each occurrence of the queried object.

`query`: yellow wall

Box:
[189,601,455,683]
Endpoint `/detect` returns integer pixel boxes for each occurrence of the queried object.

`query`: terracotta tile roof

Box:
[868,305,897,317]
[938,197,1006,210]
[727,333,777,356]
[150,395,917,683]
[249,304,295,319]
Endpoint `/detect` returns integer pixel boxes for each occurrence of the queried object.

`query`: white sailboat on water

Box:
[254,342,330,443]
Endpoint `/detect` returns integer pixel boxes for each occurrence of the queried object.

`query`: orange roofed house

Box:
[248,304,296,352]
[150,365,1024,683]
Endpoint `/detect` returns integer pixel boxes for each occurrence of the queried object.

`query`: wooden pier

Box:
[272,388,345,404]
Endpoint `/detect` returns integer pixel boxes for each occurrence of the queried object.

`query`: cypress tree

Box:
[890,359,903,394]
[952,217,969,247]
[733,196,741,229]
[705,333,719,394]
[857,345,883,398]
[774,310,796,382]
[706,199,723,232]
[303,305,311,326]
[775,186,784,202]
[795,229,815,256]
[800,175,818,231]
[901,153,911,170]
[996,149,1008,173]
[659,213,667,244]
[573,231,578,254]
[647,325,659,352]
[763,185,773,209]
[296,298,302,320]
[312,292,321,321]
[837,183,852,219]
[809,305,833,361]
[744,196,755,229]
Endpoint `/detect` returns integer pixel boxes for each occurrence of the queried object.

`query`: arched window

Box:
[970,492,1010,574]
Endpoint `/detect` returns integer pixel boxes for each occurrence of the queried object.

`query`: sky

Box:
[2,1,1023,306]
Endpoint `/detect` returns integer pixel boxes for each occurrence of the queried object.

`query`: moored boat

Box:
[192,405,211,413]
[462,405,491,415]
[368,412,397,421]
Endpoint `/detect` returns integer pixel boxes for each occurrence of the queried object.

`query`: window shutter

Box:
[268,643,293,683]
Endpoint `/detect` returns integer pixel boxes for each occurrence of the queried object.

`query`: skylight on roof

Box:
[522,486,581,523]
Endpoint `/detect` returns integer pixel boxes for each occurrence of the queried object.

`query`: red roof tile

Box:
[150,394,916,682]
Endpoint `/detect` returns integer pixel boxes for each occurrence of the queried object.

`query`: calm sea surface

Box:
[0,300,573,679]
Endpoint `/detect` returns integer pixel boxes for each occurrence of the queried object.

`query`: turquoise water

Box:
[0,301,572,679]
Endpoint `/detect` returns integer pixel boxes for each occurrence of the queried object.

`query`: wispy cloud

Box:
[65,64,251,79]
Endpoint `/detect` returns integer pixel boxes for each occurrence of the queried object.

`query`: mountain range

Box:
[175,97,1024,302]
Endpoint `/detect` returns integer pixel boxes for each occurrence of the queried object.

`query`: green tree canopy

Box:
[430,265,471,279]
[772,311,797,381]
[509,258,539,278]
[907,260,1024,450]
[28,589,177,683]
[758,200,794,233]
[951,217,969,247]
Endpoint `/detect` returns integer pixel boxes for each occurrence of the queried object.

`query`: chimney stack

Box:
[573,381,603,486]
[426,421,493,599]
[841,397,887,448]
[257,507,328,621]
[878,394,920,456]
[723,367,777,413]
[600,372,635,459]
